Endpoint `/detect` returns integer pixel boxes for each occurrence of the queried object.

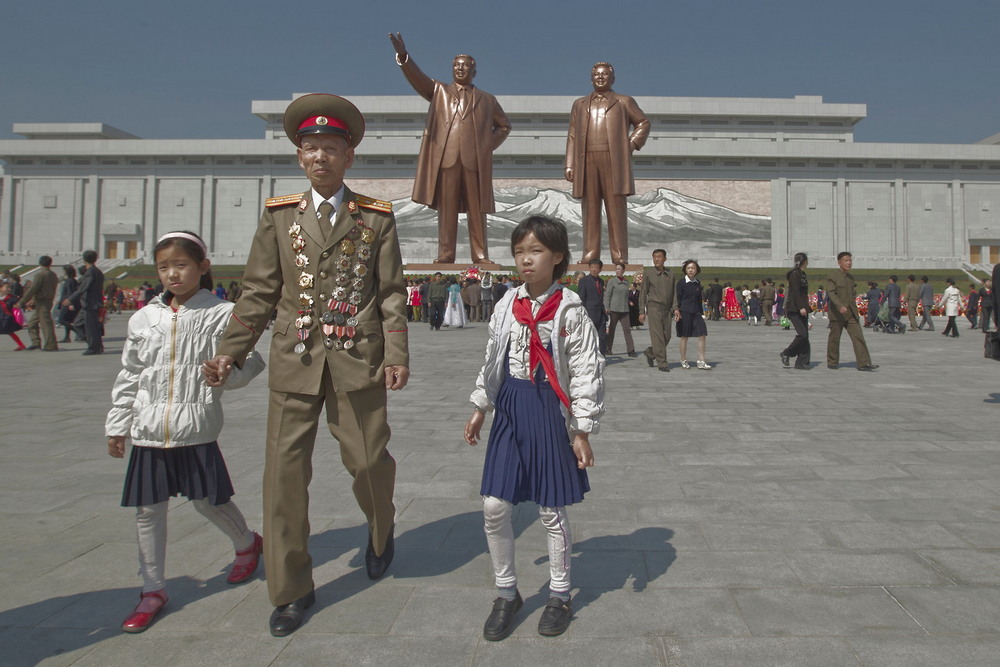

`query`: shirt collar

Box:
[311,186,345,220]
[685,275,698,283]
[516,281,560,305]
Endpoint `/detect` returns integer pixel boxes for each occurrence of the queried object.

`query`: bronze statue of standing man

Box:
[389,33,512,264]
[566,62,650,265]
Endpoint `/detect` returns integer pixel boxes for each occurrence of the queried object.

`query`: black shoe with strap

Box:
[483,590,522,641]
[537,596,573,637]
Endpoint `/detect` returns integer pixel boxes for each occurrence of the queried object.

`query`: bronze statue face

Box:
[591,64,614,93]
[452,56,476,85]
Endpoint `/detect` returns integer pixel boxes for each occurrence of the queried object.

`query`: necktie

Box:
[457,88,467,117]
[511,290,571,409]
[318,201,334,242]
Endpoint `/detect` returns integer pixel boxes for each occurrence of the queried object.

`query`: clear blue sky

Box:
[2,0,997,145]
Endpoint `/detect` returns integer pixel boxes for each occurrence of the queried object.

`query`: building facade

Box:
[2,94,999,269]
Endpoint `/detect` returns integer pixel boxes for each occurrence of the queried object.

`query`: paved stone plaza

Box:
[2,311,1000,666]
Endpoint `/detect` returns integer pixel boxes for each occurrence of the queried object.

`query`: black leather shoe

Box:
[857,364,880,371]
[794,363,812,370]
[827,364,838,369]
[365,525,394,580]
[269,589,316,637]
[627,351,638,357]
[537,596,572,637]
[780,352,790,367]
[483,590,522,641]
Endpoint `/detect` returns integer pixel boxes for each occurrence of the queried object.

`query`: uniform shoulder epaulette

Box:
[265,193,305,208]
[355,195,393,213]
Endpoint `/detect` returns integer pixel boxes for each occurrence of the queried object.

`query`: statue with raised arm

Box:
[389,32,512,264]
[566,62,650,265]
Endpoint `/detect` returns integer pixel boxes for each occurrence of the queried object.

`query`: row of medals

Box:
[292,201,376,354]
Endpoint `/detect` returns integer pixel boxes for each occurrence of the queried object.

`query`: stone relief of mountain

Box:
[392,185,771,261]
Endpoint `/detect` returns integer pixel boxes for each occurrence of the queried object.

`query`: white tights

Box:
[482,495,572,594]
[135,499,253,592]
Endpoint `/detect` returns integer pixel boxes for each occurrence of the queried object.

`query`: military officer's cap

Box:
[283,93,365,148]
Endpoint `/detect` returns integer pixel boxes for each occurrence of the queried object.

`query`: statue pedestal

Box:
[567,263,644,273]
[405,263,509,275]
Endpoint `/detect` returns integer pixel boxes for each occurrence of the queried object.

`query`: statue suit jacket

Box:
[218,187,409,395]
[399,57,511,214]
[825,270,861,322]
[565,91,650,199]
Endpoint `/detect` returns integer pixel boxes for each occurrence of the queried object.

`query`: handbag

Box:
[985,332,1000,360]
[12,307,25,326]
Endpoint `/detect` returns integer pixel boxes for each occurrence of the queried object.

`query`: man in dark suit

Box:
[63,250,104,355]
[205,94,409,637]
[706,278,723,321]
[904,275,921,331]
[566,62,650,265]
[578,259,608,355]
[826,252,877,370]
[881,275,904,332]
[917,275,935,331]
[390,33,511,264]
[979,278,993,332]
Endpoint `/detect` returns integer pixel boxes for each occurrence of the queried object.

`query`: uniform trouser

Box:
[263,369,396,606]
[827,313,872,367]
[646,303,673,365]
[761,300,774,324]
[135,499,252,593]
[483,496,572,594]
[782,312,811,366]
[72,308,102,352]
[919,307,934,330]
[581,151,629,265]
[436,164,490,263]
[26,300,57,349]
[482,299,494,322]
[606,310,634,353]
[982,306,993,332]
[906,300,920,329]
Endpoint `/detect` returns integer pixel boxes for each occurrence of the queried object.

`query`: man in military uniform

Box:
[760,279,776,325]
[21,255,59,351]
[826,251,878,371]
[205,94,409,637]
[638,248,677,371]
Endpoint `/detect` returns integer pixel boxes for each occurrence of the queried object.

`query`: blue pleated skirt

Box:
[480,373,589,507]
[121,442,235,507]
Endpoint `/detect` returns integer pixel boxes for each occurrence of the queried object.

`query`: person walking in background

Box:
[780,252,811,370]
[905,275,921,331]
[627,280,641,328]
[639,249,676,371]
[979,279,993,332]
[62,249,104,355]
[938,278,962,337]
[20,255,59,351]
[826,251,878,371]
[674,260,711,369]
[577,259,608,356]
[428,272,448,331]
[57,265,81,342]
[917,275,935,331]
[481,272,495,322]
[722,282,742,320]
[759,278,775,325]
[706,277,723,321]
[603,262,635,356]
[966,283,980,329]
[0,281,26,351]
[881,275,904,332]
[864,282,881,328]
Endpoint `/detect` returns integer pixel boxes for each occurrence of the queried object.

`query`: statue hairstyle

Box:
[154,230,214,294]
[454,54,476,67]
[510,215,570,281]
[592,61,614,74]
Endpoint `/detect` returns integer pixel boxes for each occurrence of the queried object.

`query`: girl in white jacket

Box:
[464,216,605,641]
[939,277,962,338]
[106,231,265,633]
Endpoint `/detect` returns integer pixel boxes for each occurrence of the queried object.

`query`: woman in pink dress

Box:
[722,282,742,320]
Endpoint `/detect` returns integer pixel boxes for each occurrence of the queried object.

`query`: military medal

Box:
[289,205,314,354]
[294,342,306,354]
[317,201,377,352]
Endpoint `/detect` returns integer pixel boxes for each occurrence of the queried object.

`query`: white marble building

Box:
[2,94,999,269]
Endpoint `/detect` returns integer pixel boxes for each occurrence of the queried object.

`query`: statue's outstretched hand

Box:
[389,32,407,59]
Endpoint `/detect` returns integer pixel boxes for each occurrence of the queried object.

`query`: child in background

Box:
[0,281,26,350]
[465,216,604,640]
[106,231,265,633]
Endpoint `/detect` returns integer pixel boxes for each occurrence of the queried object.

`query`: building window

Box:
[44,195,57,209]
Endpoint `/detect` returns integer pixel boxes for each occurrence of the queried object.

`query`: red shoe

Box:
[227,531,263,584]
[121,589,167,633]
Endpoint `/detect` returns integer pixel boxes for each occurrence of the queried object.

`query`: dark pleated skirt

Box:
[121,442,235,507]
[480,375,589,507]
[676,312,708,338]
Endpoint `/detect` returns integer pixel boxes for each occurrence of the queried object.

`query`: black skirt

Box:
[676,312,708,338]
[121,442,235,507]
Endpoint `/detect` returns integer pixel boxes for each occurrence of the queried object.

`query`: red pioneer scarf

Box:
[511,289,571,409]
